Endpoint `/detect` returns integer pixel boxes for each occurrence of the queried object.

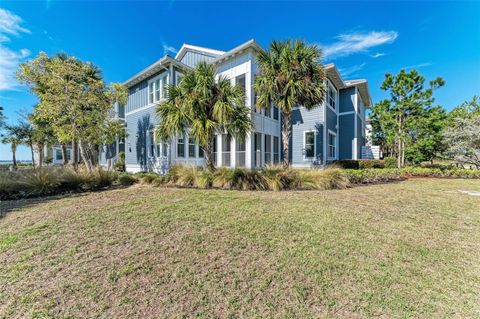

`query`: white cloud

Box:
[371,52,386,58]
[339,62,366,77]
[401,62,432,70]
[162,42,178,56]
[0,9,31,91]
[321,31,398,59]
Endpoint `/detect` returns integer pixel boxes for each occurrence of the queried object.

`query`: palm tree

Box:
[156,61,253,170]
[254,40,326,168]
[2,125,23,169]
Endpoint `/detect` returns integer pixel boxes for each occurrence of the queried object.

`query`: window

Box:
[252,75,259,113]
[305,131,315,158]
[328,83,337,110]
[198,146,204,158]
[222,134,231,167]
[66,149,71,161]
[162,142,168,157]
[149,131,155,156]
[55,149,62,161]
[162,74,169,98]
[177,135,185,158]
[328,131,336,159]
[254,133,262,167]
[148,73,169,104]
[155,79,160,101]
[265,103,272,118]
[273,106,279,120]
[235,138,246,167]
[188,137,196,158]
[212,137,217,165]
[235,74,246,99]
[273,136,279,163]
[264,134,272,164]
[149,82,154,104]
[176,73,183,85]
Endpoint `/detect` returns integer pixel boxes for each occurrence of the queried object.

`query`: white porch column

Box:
[230,136,236,168]
[245,132,253,169]
[216,134,222,167]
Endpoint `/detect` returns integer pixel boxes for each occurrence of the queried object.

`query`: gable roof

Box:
[175,44,225,61]
[212,39,263,64]
[324,64,372,107]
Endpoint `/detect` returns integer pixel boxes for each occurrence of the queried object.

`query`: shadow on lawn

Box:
[0,186,128,219]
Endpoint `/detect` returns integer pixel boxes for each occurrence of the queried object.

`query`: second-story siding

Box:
[126,81,148,113]
[290,105,324,166]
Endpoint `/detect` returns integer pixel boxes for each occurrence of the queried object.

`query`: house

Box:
[105,39,372,173]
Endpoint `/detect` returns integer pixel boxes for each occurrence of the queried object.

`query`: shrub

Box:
[345,169,402,184]
[358,159,385,169]
[117,173,137,186]
[332,160,359,169]
[114,152,126,172]
[384,157,397,168]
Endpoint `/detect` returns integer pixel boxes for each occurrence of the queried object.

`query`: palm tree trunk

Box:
[79,140,93,172]
[38,144,44,167]
[281,111,291,168]
[204,136,215,171]
[11,144,17,169]
[61,143,68,166]
[30,145,36,167]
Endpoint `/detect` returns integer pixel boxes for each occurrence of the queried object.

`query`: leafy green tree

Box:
[30,109,57,167]
[156,61,252,170]
[372,69,445,167]
[17,52,128,172]
[444,97,480,168]
[254,40,326,168]
[370,100,397,157]
[405,106,447,164]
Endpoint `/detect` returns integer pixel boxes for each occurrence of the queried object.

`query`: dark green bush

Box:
[332,160,359,169]
[117,173,137,185]
[384,157,397,168]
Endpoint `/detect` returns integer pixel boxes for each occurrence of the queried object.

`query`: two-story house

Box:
[104,39,372,173]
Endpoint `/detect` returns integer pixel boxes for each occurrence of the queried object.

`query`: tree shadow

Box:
[136,114,153,172]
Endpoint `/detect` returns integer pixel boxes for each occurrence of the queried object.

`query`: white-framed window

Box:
[149,130,155,156]
[328,130,337,159]
[188,137,196,158]
[177,135,185,158]
[264,134,272,164]
[148,73,169,104]
[273,136,279,163]
[222,134,231,167]
[55,149,62,161]
[327,82,337,111]
[235,138,246,167]
[273,106,279,120]
[304,131,315,159]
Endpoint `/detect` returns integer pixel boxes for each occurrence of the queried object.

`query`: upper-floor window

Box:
[148,73,169,104]
[328,83,337,110]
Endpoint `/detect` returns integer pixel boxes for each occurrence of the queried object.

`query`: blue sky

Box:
[1,1,479,160]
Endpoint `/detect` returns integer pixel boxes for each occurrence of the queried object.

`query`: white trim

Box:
[303,130,316,160]
[175,44,225,60]
[125,103,160,116]
[338,111,355,116]
[323,102,327,164]
[327,129,337,160]
[326,80,338,114]
[353,87,358,160]
[147,72,168,104]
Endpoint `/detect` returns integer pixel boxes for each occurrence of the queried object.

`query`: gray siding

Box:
[126,81,148,113]
[125,70,169,113]
[356,114,363,157]
[180,51,217,68]
[290,105,324,165]
[125,106,158,169]
[338,114,354,159]
[339,87,356,113]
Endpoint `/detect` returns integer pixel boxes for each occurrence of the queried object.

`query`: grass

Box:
[1,179,479,318]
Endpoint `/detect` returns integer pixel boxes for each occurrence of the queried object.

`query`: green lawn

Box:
[1,179,479,318]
